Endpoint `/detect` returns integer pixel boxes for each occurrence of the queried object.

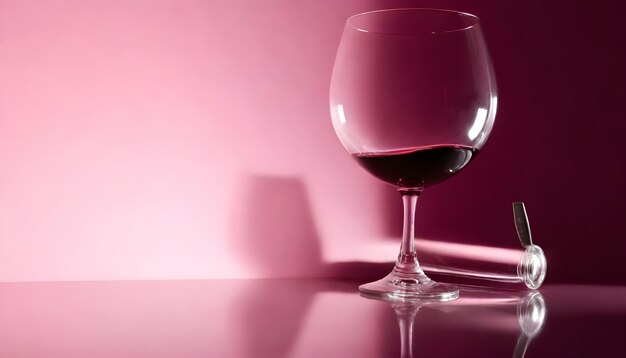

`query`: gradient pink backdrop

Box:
[1,0,624,284]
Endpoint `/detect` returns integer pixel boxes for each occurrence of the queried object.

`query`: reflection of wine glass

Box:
[330,9,497,300]
[362,290,546,358]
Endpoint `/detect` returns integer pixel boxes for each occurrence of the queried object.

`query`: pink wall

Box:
[0,0,624,284]
[0,0,393,281]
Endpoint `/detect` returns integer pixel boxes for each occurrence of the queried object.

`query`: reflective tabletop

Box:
[0,280,624,357]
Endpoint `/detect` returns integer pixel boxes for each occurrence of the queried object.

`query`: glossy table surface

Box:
[0,279,624,357]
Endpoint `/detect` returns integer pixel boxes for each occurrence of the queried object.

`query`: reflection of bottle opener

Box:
[513,291,546,357]
[416,202,547,289]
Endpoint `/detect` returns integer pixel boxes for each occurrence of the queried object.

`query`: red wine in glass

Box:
[353,144,478,189]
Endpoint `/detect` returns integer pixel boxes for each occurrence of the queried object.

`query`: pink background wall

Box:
[1,0,624,284]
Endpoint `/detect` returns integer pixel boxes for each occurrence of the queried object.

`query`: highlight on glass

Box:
[330,9,497,300]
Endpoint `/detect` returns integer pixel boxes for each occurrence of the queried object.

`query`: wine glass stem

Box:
[396,191,424,274]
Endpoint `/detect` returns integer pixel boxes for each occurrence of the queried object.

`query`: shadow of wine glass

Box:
[228,174,396,280]
[228,174,398,357]
[228,175,322,277]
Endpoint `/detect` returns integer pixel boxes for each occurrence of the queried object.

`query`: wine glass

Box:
[330,8,497,300]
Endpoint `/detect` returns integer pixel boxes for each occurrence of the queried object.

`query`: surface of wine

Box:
[353,145,478,189]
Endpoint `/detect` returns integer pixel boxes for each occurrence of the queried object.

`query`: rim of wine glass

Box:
[346,8,481,35]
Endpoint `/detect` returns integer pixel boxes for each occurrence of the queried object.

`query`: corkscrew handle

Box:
[513,202,533,248]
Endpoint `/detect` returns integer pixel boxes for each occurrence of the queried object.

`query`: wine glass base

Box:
[359,271,459,301]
